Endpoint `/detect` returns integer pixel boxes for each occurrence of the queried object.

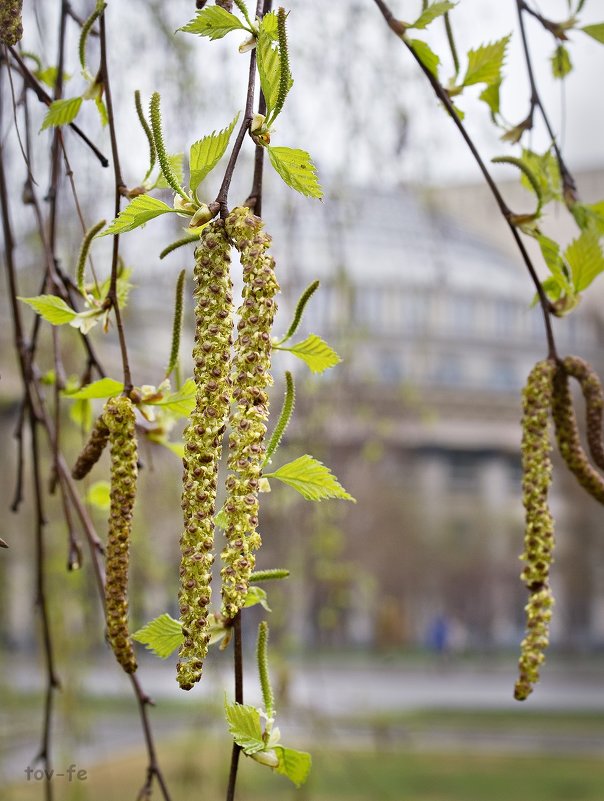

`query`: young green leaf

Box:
[277,280,320,344]
[479,80,501,117]
[215,506,228,530]
[265,454,355,502]
[245,586,271,612]
[571,200,604,236]
[18,295,77,325]
[277,334,341,374]
[224,701,265,754]
[462,35,510,87]
[565,230,604,293]
[86,480,111,511]
[35,66,67,89]
[267,147,322,198]
[100,195,177,236]
[180,6,248,39]
[40,96,83,131]
[154,153,185,190]
[537,235,571,293]
[551,45,572,78]
[64,377,124,399]
[519,149,561,205]
[69,398,93,430]
[410,1,456,30]
[94,95,108,127]
[149,377,196,417]
[132,613,184,659]
[407,38,440,78]
[189,112,240,191]
[264,372,295,466]
[582,24,604,44]
[273,746,312,787]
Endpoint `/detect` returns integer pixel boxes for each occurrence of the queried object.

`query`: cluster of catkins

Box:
[516,356,604,700]
[0,0,23,46]
[177,207,279,690]
[70,206,278,686]
[72,396,138,674]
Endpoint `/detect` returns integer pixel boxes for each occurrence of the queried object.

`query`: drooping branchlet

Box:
[72,414,110,480]
[562,356,604,472]
[177,220,234,690]
[551,362,604,505]
[515,359,556,701]
[220,207,279,619]
[103,396,138,675]
[0,0,23,46]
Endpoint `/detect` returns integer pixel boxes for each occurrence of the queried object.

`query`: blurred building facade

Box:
[2,182,604,655]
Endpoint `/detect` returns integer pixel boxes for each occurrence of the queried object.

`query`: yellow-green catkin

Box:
[176,220,233,691]
[515,360,556,701]
[220,207,279,620]
[551,361,604,504]
[562,356,604,472]
[0,0,23,46]
[103,396,138,675]
[72,414,110,480]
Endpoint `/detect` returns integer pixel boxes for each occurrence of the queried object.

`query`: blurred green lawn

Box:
[6,738,604,801]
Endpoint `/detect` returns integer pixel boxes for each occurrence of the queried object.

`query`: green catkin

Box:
[562,356,604,472]
[103,396,138,675]
[220,207,279,619]
[256,621,274,717]
[551,363,604,505]
[515,360,556,701]
[0,0,23,46]
[176,220,234,691]
[72,414,110,480]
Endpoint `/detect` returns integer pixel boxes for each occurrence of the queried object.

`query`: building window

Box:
[489,359,518,391]
[447,453,480,494]
[433,354,463,387]
[495,300,518,338]
[450,296,474,335]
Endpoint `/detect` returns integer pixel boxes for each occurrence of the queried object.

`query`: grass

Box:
[5,737,604,801]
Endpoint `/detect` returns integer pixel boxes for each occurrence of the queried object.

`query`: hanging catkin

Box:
[562,355,604,471]
[72,414,110,480]
[104,396,138,674]
[220,207,279,620]
[515,360,556,701]
[551,362,604,505]
[176,220,234,690]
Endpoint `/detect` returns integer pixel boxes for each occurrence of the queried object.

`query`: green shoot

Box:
[135,90,156,183]
[275,280,319,345]
[165,270,186,380]
[263,371,294,466]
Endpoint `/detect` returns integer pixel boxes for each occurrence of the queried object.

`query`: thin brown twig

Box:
[30,412,61,801]
[246,0,273,216]
[215,0,265,216]
[99,8,133,393]
[7,46,109,168]
[226,612,244,801]
[515,0,577,204]
[371,0,559,361]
